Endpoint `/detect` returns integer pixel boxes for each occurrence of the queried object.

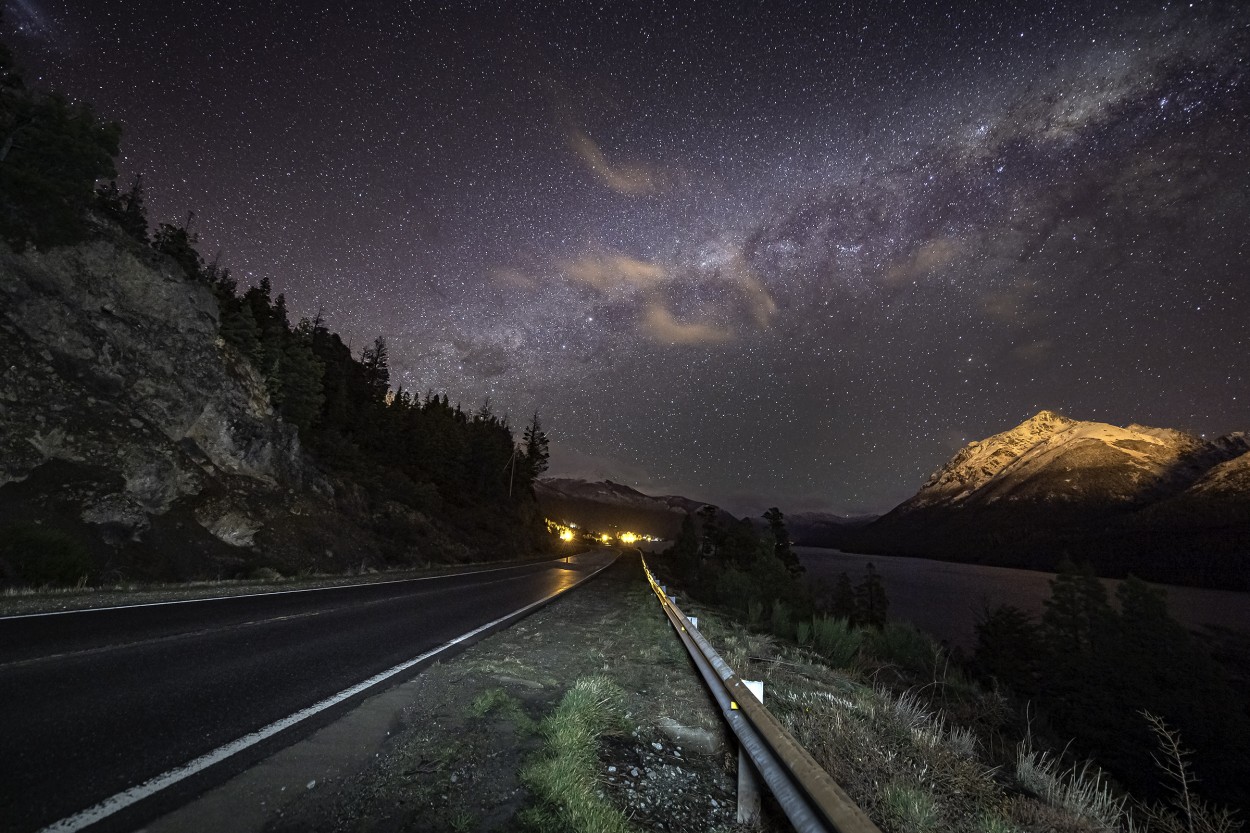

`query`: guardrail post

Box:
[737,679,764,824]
[688,616,698,629]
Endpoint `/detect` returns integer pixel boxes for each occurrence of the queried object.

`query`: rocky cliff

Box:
[0,233,454,584]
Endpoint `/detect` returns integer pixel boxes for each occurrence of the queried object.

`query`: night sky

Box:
[6,1,1248,515]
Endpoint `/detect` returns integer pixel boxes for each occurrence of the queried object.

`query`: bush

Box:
[811,615,862,666]
[868,622,940,675]
[0,522,92,587]
[770,598,794,639]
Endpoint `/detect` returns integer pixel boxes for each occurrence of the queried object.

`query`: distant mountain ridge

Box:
[849,411,1250,589]
[535,478,871,544]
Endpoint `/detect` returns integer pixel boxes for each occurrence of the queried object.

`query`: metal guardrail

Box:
[641,555,883,833]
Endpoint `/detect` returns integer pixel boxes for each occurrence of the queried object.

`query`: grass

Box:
[1014,742,1127,830]
[519,676,636,833]
[811,615,862,666]
[669,598,1150,833]
[468,687,538,735]
[881,782,941,833]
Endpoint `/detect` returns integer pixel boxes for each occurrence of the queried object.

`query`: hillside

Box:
[849,411,1250,588]
[535,478,707,539]
[0,229,548,586]
[535,478,870,545]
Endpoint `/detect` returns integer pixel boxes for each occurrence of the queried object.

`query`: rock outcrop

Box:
[0,234,339,581]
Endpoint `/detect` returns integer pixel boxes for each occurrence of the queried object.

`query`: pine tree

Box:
[854,563,889,629]
[974,604,1041,692]
[696,504,721,557]
[361,336,390,403]
[220,299,261,360]
[831,571,856,622]
[763,507,803,575]
[1041,558,1112,658]
[0,79,121,250]
[277,323,325,434]
[152,220,203,280]
[95,173,147,242]
[522,412,549,478]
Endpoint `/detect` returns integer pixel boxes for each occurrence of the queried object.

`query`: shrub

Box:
[771,598,793,639]
[811,615,862,666]
[0,522,92,588]
[868,622,940,674]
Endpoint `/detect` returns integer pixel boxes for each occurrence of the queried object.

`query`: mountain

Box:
[773,511,877,548]
[535,478,711,539]
[849,411,1250,588]
[535,478,872,545]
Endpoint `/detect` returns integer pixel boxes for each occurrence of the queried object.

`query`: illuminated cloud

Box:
[562,251,667,294]
[735,267,778,328]
[642,302,733,345]
[884,238,963,286]
[568,128,662,195]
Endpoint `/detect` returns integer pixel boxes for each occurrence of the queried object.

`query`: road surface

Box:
[0,552,616,833]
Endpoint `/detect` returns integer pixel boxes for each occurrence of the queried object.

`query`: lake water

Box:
[798,547,1250,650]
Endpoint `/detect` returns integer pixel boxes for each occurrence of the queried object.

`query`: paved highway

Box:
[0,552,616,833]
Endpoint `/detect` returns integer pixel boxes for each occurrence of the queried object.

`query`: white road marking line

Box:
[37,554,616,833]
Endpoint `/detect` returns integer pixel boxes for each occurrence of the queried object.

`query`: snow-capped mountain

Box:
[899,410,1243,513]
[851,412,1250,589]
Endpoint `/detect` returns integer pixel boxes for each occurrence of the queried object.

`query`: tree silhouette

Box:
[95,173,148,242]
[763,507,803,575]
[522,412,549,478]
[854,563,889,629]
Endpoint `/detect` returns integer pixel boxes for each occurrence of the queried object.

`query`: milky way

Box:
[8,1,1248,514]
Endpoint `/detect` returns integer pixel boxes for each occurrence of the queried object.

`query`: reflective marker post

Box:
[737,680,765,823]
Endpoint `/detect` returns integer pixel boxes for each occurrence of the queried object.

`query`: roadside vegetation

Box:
[652,508,1248,833]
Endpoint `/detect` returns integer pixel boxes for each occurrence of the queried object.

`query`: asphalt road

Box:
[0,552,616,833]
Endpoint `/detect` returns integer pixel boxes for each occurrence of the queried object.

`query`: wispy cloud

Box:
[568,128,663,195]
[883,237,963,286]
[642,302,733,345]
[562,251,668,294]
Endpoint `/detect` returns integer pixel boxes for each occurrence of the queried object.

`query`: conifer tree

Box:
[95,172,147,242]
[854,563,889,629]
[361,336,390,403]
[763,507,803,575]
[0,70,121,250]
[522,412,549,478]
[973,604,1040,693]
[220,300,261,360]
[830,571,856,621]
[152,220,203,280]
[696,504,721,557]
[1041,558,1112,658]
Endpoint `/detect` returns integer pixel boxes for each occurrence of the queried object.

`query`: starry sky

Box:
[6,0,1248,516]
